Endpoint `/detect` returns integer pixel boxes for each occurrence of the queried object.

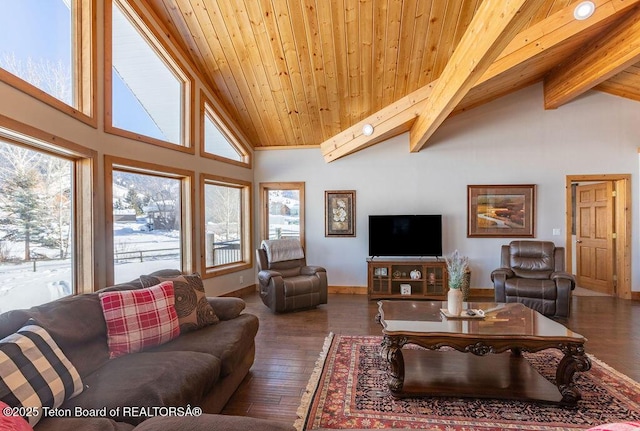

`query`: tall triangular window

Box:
[108,0,190,149]
[202,97,250,167]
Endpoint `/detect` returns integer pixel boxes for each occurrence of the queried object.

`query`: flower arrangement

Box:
[445,250,469,289]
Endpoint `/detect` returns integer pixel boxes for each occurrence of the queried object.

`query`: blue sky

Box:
[0,0,161,139]
[0,1,71,64]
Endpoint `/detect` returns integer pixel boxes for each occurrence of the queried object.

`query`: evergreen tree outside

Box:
[0,165,48,261]
[0,142,72,262]
[124,187,145,215]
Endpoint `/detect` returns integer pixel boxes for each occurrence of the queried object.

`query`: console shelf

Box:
[367,258,448,300]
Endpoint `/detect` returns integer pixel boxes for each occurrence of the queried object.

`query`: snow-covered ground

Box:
[0,219,180,313]
[0,217,300,313]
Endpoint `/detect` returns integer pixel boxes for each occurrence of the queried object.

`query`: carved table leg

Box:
[381,335,405,395]
[556,345,592,405]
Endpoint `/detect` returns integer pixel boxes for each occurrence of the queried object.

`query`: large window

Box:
[259,182,305,247]
[201,94,250,167]
[105,157,193,285]
[201,175,251,276]
[0,0,95,123]
[0,118,94,312]
[106,0,192,150]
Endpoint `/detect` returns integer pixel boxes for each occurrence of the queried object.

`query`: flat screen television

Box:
[368,215,442,257]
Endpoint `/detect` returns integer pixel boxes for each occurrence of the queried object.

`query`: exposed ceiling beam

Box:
[595,63,640,101]
[544,6,640,109]
[320,84,433,162]
[408,0,546,153]
[320,0,640,162]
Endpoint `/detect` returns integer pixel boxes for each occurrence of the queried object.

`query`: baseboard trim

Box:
[329,285,367,294]
[328,286,495,298]
[222,284,257,298]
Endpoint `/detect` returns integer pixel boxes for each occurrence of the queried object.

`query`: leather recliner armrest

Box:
[258,269,282,285]
[258,270,287,312]
[550,271,576,288]
[551,271,575,318]
[490,268,514,281]
[301,265,326,276]
[491,268,514,302]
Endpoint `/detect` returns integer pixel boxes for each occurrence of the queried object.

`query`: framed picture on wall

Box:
[325,190,356,237]
[467,184,536,238]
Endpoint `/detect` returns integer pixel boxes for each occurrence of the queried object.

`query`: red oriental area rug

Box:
[295,334,640,431]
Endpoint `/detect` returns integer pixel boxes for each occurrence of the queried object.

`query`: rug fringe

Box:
[294,332,334,431]
[588,353,640,389]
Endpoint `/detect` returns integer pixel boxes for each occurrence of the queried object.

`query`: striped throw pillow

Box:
[0,321,83,426]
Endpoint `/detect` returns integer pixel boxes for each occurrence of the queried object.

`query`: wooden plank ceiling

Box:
[147,0,640,161]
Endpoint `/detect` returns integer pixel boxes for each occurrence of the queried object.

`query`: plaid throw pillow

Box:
[0,320,83,427]
[140,273,218,332]
[99,281,180,359]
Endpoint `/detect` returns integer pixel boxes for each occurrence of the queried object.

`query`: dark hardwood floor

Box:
[221,292,640,424]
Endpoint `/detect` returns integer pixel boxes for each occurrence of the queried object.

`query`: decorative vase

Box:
[447,288,463,316]
[410,269,421,280]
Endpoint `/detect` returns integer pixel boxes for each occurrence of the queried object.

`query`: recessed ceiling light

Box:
[574,1,595,20]
[362,124,374,136]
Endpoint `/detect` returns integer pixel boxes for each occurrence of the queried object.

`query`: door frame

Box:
[565,174,631,299]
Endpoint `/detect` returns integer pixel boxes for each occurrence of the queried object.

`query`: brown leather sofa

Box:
[0,270,260,430]
[256,239,328,313]
[491,240,576,318]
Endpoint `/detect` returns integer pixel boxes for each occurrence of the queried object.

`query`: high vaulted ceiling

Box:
[146,0,640,161]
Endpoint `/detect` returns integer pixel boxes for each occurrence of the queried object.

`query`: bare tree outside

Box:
[204,183,241,267]
[0,53,72,105]
[111,171,182,283]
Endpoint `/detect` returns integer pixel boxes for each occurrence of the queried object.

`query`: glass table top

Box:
[377,300,585,340]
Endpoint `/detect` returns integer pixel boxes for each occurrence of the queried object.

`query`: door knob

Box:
[576,240,583,243]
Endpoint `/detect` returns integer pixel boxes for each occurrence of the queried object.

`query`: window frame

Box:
[0,114,96,295]
[104,0,194,153]
[200,91,251,168]
[259,182,305,248]
[104,155,194,286]
[200,174,252,278]
[0,0,97,127]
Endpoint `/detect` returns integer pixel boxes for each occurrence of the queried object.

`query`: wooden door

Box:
[575,182,615,294]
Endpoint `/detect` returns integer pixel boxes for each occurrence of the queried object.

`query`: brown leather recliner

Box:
[256,239,328,313]
[491,240,575,318]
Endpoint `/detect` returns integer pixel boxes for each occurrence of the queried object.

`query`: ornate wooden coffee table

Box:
[377,300,591,405]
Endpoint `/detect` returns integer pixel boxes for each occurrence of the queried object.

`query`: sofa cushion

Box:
[206,297,246,322]
[61,351,221,425]
[140,273,218,332]
[0,321,83,427]
[134,414,297,431]
[509,241,555,279]
[505,278,557,299]
[34,416,135,431]
[149,314,258,377]
[0,295,111,379]
[99,282,180,359]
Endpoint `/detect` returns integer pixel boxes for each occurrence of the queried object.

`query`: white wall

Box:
[255,84,640,291]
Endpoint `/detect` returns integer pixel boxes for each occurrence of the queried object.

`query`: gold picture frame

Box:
[325,190,356,237]
[467,184,536,238]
